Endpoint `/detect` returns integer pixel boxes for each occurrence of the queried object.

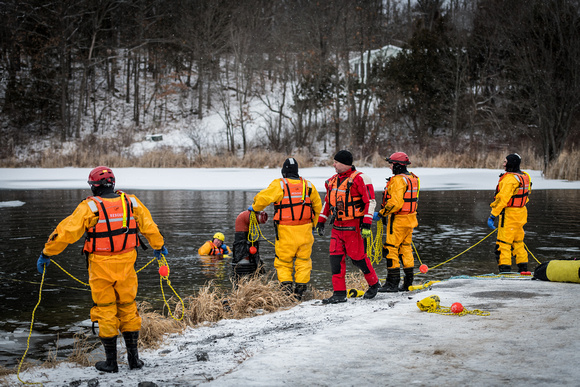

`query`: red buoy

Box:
[450,302,463,314]
[249,246,257,255]
[419,264,428,274]
[158,266,169,277]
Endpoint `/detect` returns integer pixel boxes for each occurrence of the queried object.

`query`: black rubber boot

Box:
[95,336,119,373]
[363,282,380,299]
[294,283,307,301]
[322,291,347,304]
[123,331,144,370]
[280,281,294,296]
[498,265,511,273]
[378,269,400,293]
[517,262,528,273]
[399,268,414,291]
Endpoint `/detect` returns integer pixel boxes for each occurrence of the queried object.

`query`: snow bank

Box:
[7,276,580,386]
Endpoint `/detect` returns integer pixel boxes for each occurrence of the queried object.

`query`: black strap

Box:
[86,228,138,239]
[283,180,296,221]
[95,199,116,251]
[332,225,356,231]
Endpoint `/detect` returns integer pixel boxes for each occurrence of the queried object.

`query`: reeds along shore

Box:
[1,145,578,181]
[0,273,365,378]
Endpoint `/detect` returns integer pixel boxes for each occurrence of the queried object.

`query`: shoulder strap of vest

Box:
[86,197,99,213]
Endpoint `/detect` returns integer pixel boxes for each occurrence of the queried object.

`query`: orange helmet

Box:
[88,166,115,188]
[385,152,411,165]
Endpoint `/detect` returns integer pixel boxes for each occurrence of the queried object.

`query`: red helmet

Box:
[88,166,115,188]
[386,152,411,165]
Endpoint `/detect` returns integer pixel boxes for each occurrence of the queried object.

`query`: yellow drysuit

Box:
[251,178,322,284]
[379,174,419,269]
[43,194,164,338]
[490,172,530,267]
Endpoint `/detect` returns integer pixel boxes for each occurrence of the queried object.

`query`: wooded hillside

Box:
[1,0,579,173]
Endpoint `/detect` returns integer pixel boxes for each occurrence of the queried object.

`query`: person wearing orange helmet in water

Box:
[375,152,420,292]
[36,166,167,373]
[198,232,232,255]
[488,153,531,273]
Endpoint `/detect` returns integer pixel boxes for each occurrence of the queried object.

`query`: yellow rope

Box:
[412,241,423,265]
[370,220,383,265]
[51,260,89,287]
[136,257,157,274]
[428,229,498,271]
[156,254,185,321]
[248,211,275,247]
[17,268,45,386]
[524,243,542,264]
[425,305,491,317]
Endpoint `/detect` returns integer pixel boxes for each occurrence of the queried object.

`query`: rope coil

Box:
[248,211,275,246]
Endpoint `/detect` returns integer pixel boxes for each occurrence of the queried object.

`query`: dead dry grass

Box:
[67,333,100,367]
[135,272,370,351]
[1,136,577,180]
[136,274,312,351]
[544,149,580,181]
[6,272,386,377]
[366,146,542,170]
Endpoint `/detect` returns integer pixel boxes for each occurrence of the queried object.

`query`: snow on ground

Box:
[5,277,580,386]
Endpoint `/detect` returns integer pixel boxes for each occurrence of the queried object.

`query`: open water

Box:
[0,189,579,367]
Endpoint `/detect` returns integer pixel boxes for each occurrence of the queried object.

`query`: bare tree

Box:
[475,0,580,169]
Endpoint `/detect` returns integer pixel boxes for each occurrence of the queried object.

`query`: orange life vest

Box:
[326,171,366,221]
[382,173,419,215]
[84,193,139,255]
[208,242,227,255]
[274,178,314,225]
[494,172,531,207]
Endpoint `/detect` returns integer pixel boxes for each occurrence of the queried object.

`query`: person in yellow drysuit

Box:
[36,166,167,373]
[198,232,232,255]
[375,152,420,292]
[488,153,531,273]
[248,157,322,300]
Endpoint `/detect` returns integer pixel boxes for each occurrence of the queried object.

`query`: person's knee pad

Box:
[330,255,343,274]
[351,258,371,274]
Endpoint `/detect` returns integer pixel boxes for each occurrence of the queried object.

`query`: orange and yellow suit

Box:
[43,193,164,338]
[490,172,531,267]
[251,178,322,284]
[198,241,231,256]
[379,173,419,270]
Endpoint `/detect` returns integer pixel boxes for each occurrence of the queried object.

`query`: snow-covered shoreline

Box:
[6,276,580,386]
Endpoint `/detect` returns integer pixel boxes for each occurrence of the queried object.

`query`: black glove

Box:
[316,223,325,236]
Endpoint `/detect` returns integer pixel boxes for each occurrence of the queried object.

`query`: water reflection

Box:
[0,188,578,366]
